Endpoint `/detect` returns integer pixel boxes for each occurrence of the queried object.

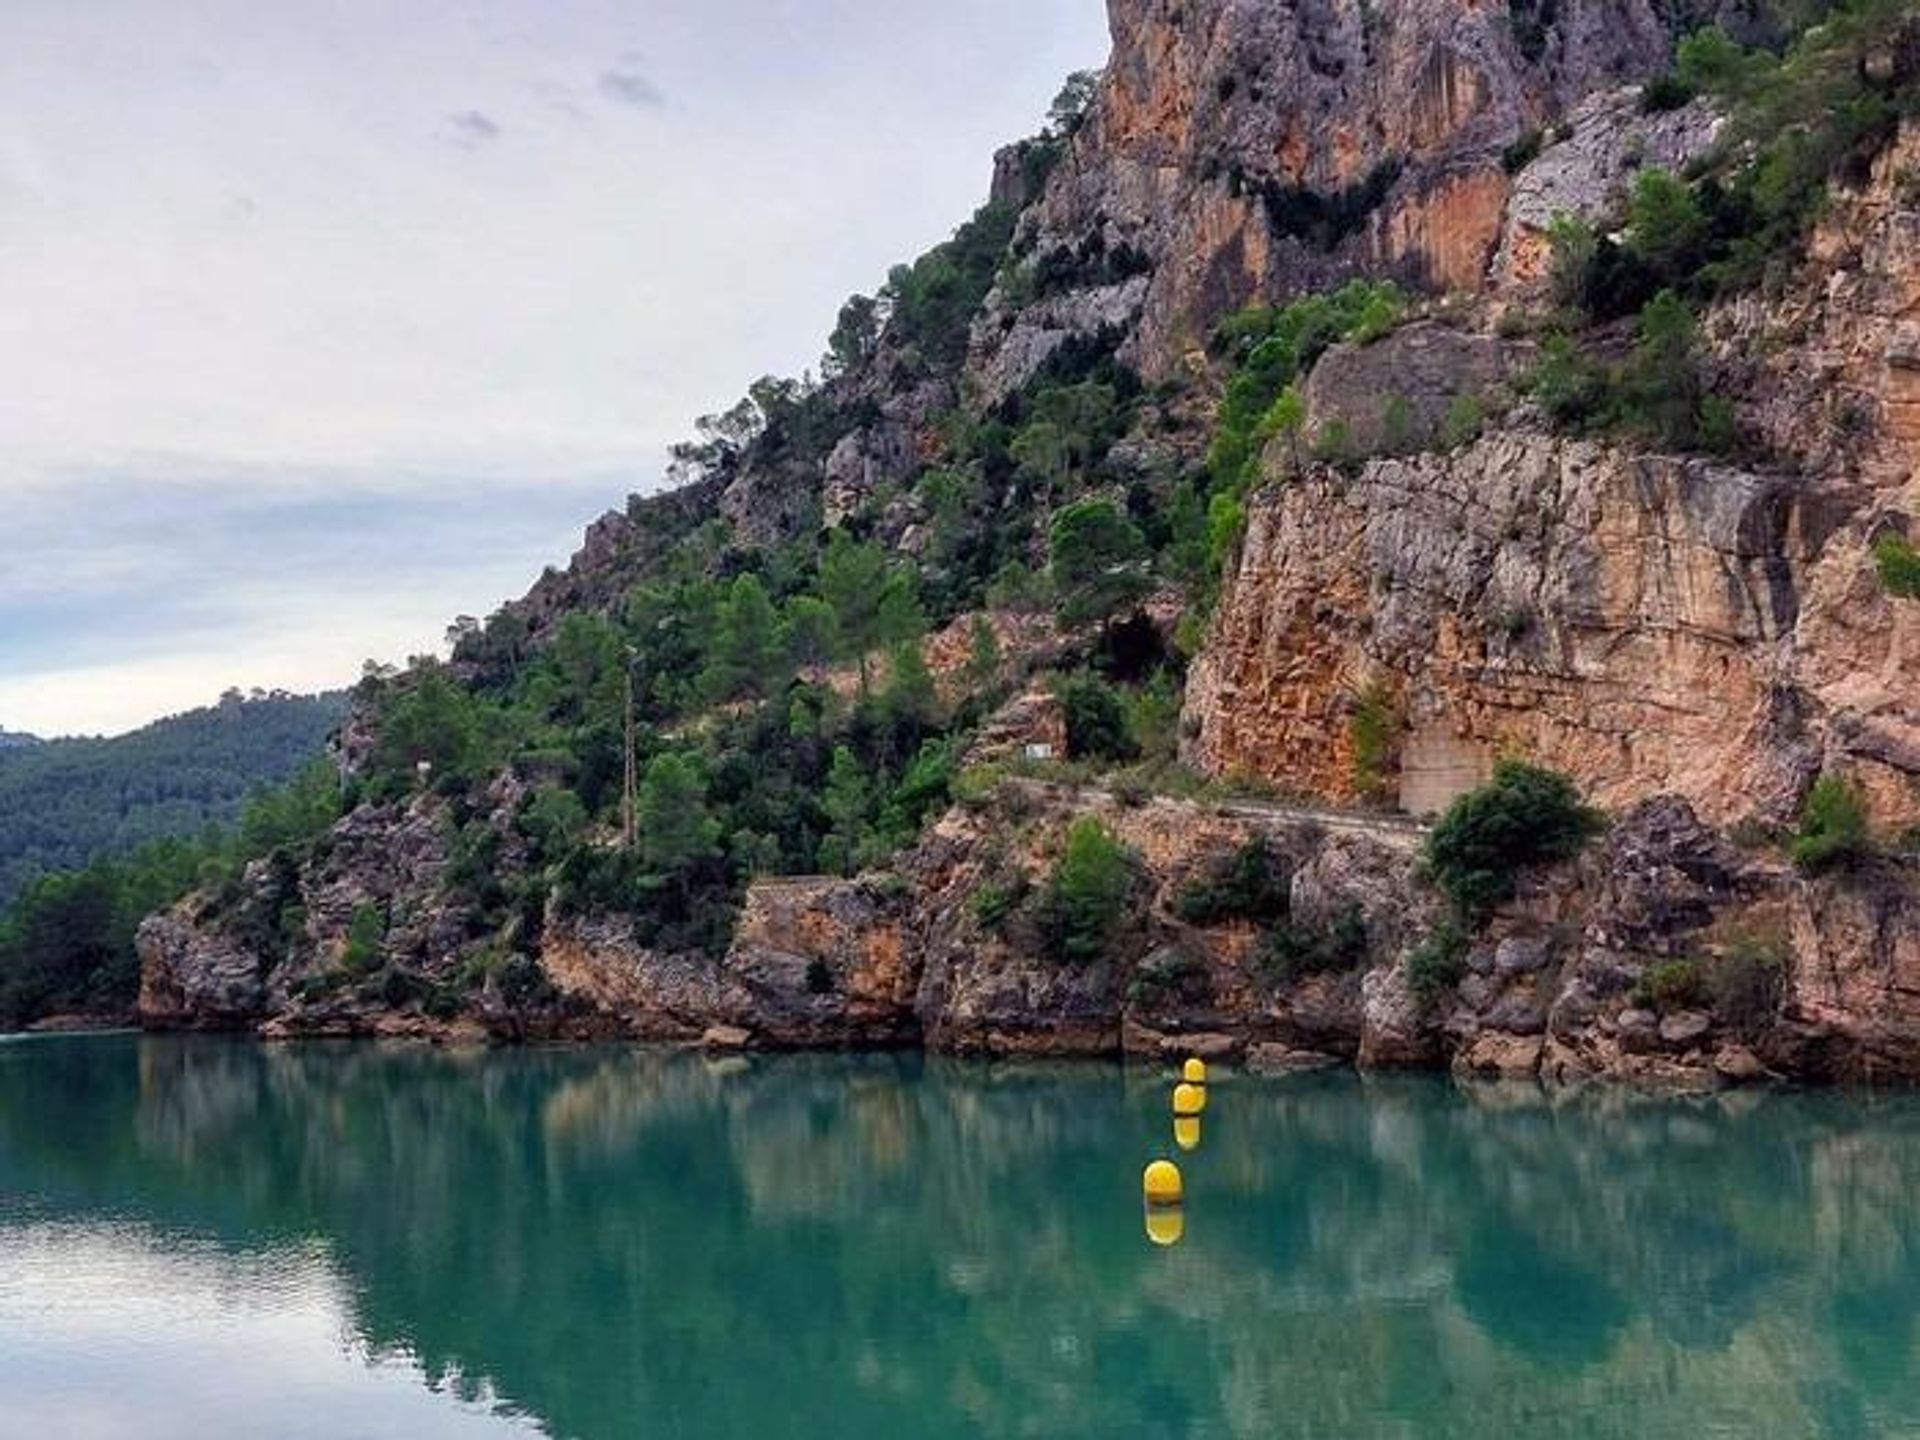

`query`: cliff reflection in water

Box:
[4,1036,1920,1439]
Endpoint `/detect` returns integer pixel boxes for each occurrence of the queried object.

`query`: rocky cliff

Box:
[1185,124,1920,829]
[136,0,1919,1086]
[138,776,1920,1084]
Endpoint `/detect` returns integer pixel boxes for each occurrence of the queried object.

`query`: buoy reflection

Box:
[1173,1114,1201,1152]
[1144,1204,1185,1247]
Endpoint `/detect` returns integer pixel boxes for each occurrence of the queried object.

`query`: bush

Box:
[1174,838,1291,925]
[341,903,387,976]
[1036,818,1134,964]
[1348,683,1399,800]
[971,875,1029,934]
[1404,919,1468,1004]
[1056,674,1139,763]
[804,958,834,995]
[1206,279,1409,492]
[494,954,554,1008]
[1708,929,1787,1034]
[1873,531,1920,599]
[1049,500,1150,628]
[1127,945,1211,1007]
[1439,392,1486,449]
[1640,73,1696,113]
[1633,957,1707,1012]
[952,764,1011,809]
[1792,774,1871,873]
[1530,295,1737,455]
[1501,129,1544,174]
[1258,905,1369,985]
[1425,761,1604,919]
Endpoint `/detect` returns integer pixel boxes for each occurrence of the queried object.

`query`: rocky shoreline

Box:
[126,8,1920,1087]
[137,781,1920,1089]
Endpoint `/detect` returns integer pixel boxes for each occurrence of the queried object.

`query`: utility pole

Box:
[622,647,638,851]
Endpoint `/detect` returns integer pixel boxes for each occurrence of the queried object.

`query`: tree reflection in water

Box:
[4,1036,1920,1440]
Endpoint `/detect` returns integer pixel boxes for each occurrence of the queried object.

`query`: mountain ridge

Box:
[37,0,1920,1080]
[0,691,346,910]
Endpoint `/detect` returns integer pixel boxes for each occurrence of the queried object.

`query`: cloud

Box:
[0,0,1109,735]
[597,54,663,108]
[443,108,502,148]
[0,465,633,735]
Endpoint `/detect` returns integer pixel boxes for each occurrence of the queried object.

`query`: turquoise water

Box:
[4,1036,1920,1438]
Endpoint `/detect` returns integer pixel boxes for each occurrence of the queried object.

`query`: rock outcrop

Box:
[132,3,1920,1087]
[1184,123,1920,833]
[138,779,1920,1085]
[969,0,1691,394]
[1184,431,1817,824]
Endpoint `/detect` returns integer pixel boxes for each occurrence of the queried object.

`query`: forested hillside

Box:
[27,0,1920,1078]
[0,691,345,907]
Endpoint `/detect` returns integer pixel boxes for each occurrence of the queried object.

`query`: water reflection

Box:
[3,1036,1920,1438]
[0,1217,536,1439]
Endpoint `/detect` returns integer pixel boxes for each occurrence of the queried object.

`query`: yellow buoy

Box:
[1174,1114,1202,1152]
[1172,1081,1207,1117]
[1143,1158,1183,1206]
[1182,1057,1207,1085]
[1144,1204,1185,1246]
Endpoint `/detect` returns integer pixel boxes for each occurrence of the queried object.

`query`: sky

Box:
[0,0,1109,738]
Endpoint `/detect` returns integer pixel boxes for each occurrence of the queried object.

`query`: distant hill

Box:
[0,730,39,750]
[0,691,346,907]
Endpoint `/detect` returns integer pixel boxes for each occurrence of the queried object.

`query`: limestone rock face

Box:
[137,774,1920,1083]
[1184,123,1920,833]
[137,907,267,1029]
[971,0,1682,389]
[1493,86,1722,288]
[1710,128,1920,822]
[1185,432,1823,824]
[1298,321,1522,457]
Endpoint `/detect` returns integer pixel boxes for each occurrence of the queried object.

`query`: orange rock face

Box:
[1184,436,1825,825]
[983,0,1676,388]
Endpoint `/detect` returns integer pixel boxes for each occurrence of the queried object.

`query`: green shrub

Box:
[1439,392,1486,449]
[1049,500,1151,628]
[1174,838,1291,925]
[1708,929,1787,1034]
[1529,334,1612,430]
[494,954,554,1008]
[1126,946,1211,1007]
[1640,72,1696,113]
[1404,919,1468,1004]
[1633,957,1707,1012]
[1529,296,1737,456]
[971,875,1029,933]
[1501,129,1544,174]
[1206,279,1409,491]
[1378,393,1418,455]
[1425,761,1604,919]
[1056,673,1139,763]
[953,764,1011,809]
[1311,417,1355,465]
[1348,683,1399,800]
[1259,904,1369,985]
[1873,531,1920,599]
[341,903,387,976]
[1037,818,1134,964]
[1792,774,1871,873]
[805,958,834,995]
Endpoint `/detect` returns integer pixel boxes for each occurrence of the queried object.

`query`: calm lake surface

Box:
[5,1036,1920,1439]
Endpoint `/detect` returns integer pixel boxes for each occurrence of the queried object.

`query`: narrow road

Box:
[1004,777,1430,853]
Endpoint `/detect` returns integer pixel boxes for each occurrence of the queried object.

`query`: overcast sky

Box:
[0,0,1108,738]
